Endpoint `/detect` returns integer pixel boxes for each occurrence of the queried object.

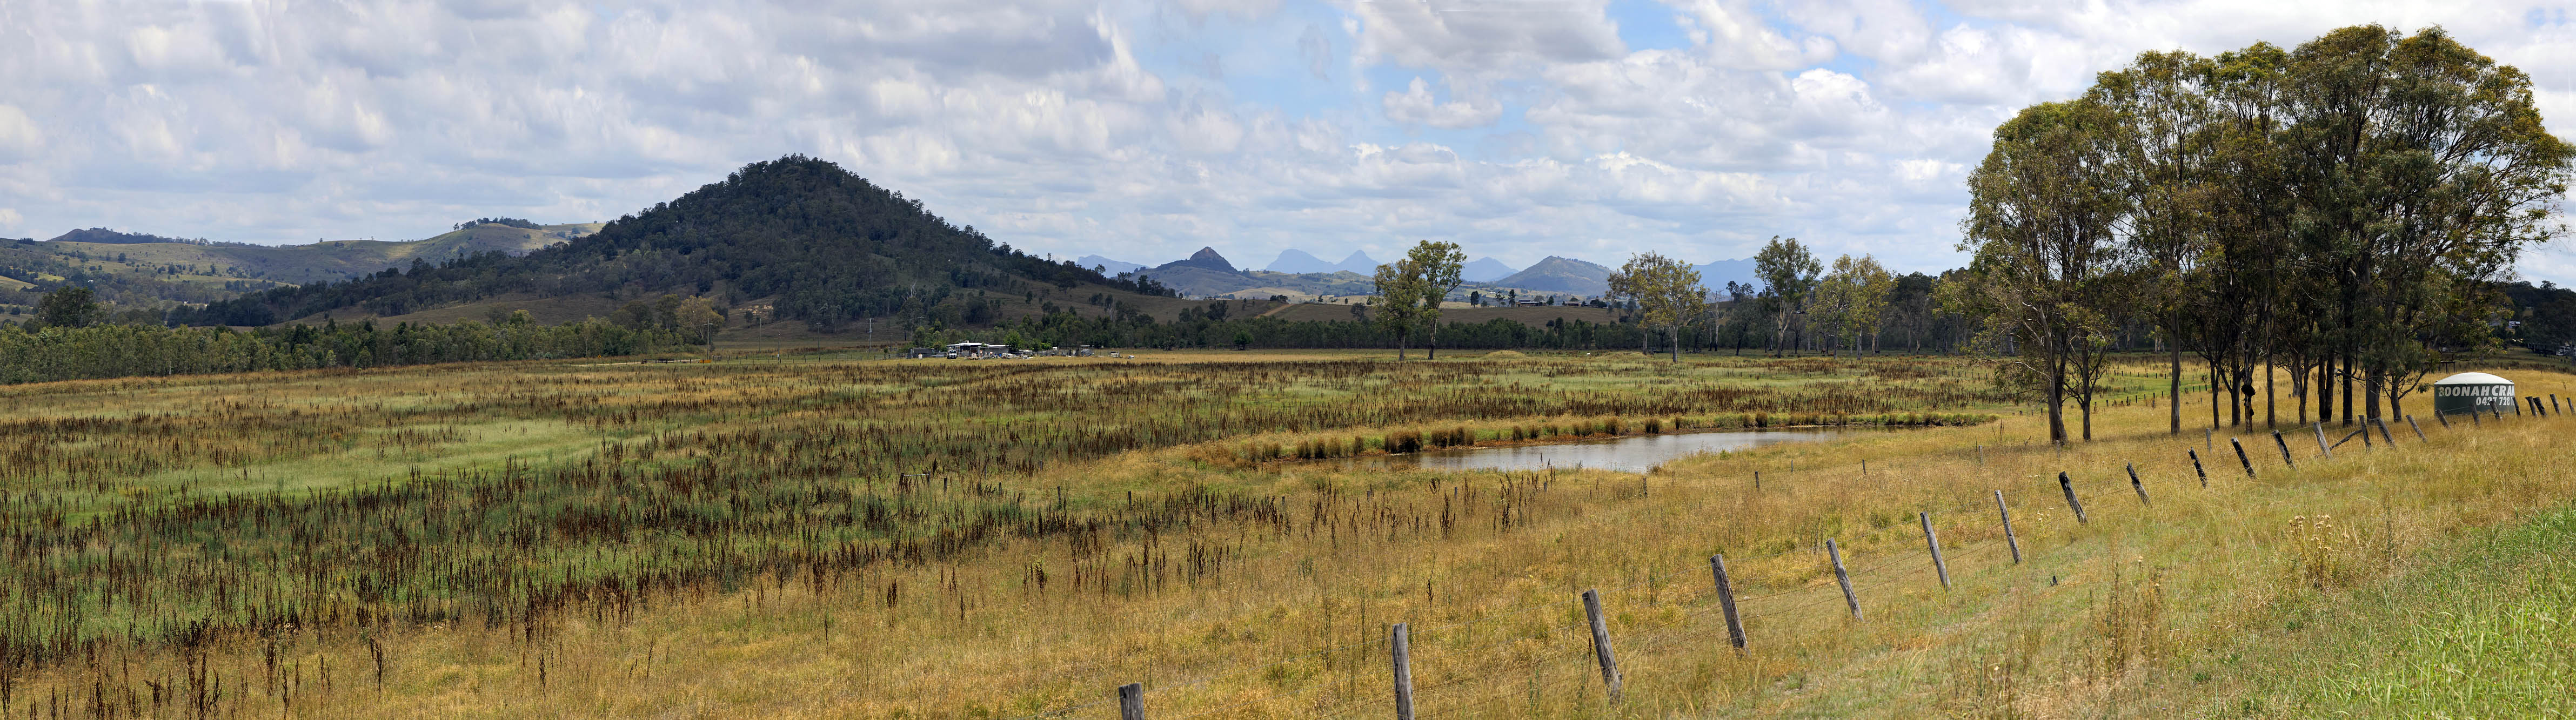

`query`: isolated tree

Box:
[1372,257,1427,359]
[1752,236,1821,356]
[1406,240,1467,359]
[34,287,102,329]
[1606,252,1707,362]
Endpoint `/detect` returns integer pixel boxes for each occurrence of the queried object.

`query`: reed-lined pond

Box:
[1358,428,1861,474]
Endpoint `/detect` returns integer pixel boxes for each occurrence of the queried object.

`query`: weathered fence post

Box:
[2313,422,2332,459]
[1389,624,1414,720]
[1995,490,2021,564]
[2230,437,2256,478]
[2375,417,2396,445]
[2271,431,2294,468]
[2126,463,2150,505]
[2472,408,2483,426]
[2058,472,2087,523]
[2358,423,2374,449]
[1582,589,1622,702]
[1754,470,1760,490]
[2436,411,2451,428]
[2406,415,2425,441]
[2553,394,2562,414]
[2187,449,2208,488]
[1119,682,1144,720]
[1921,512,1951,590]
[1828,540,1861,620]
[1709,555,1745,651]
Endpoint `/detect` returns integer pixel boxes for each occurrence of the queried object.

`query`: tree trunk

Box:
[1669,324,1682,363]
[2340,352,2354,425]
[2048,356,2070,446]
[2167,322,2182,435]
[2317,359,2332,427]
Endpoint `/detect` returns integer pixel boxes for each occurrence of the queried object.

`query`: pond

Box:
[1357,428,1861,475]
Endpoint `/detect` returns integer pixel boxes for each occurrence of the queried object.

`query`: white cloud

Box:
[0,0,2572,285]
[1382,77,1503,129]
[0,208,21,230]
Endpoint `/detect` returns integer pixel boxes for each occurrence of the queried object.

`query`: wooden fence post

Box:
[2313,422,2333,459]
[2553,394,2562,414]
[2271,431,2294,468]
[1581,589,1622,702]
[2058,472,2087,523]
[2126,463,2150,505]
[2436,411,2450,428]
[1119,682,1144,720]
[1389,624,1414,720]
[1709,556,1746,651]
[2186,449,2208,488]
[2406,415,2425,441]
[2230,438,2255,478]
[1995,490,2022,564]
[2375,418,2396,445]
[1828,540,1861,620]
[2472,408,2483,427]
[2358,423,2373,449]
[1754,470,1760,490]
[1921,512,1951,590]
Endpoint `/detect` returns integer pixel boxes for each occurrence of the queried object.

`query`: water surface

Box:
[1363,429,1857,475]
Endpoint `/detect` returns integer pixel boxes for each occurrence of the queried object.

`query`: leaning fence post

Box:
[1581,589,1623,702]
[2376,417,2396,445]
[2358,423,2374,449]
[1709,556,1746,651]
[1389,624,1414,720]
[1920,512,1951,590]
[2436,411,2451,428]
[2472,408,2483,427]
[1828,539,1862,620]
[2406,415,2425,441]
[1995,490,2022,564]
[2058,472,2087,523]
[2313,422,2333,459]
[2186,449,2208,488]
[2126,463,2150,505]
[2553,394,2562,414]
[1120,682,1145,720]
[2230,437,2256,478]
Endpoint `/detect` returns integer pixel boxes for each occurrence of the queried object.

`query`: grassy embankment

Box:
[1,351,2567,717]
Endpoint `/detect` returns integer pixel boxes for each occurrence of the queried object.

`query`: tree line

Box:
[0,288,697,385]
[1943,25,2572,445]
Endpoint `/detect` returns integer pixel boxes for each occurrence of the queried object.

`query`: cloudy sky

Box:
[5,1,2576,283]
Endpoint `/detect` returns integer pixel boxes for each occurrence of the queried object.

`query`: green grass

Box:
[2200,502,2576,717]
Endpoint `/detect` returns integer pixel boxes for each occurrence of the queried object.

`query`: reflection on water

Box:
[1360,429,1857,475]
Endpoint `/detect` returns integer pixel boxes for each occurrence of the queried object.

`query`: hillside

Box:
[1491,255,1613,295]
[1,222,600,312]
[176,155,1160,328]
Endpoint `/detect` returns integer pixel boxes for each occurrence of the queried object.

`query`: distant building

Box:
[903,347,939,359]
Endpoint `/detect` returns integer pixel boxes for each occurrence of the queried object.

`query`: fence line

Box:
[1053,401,2548,718]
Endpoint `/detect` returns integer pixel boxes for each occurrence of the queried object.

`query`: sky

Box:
[5,1,2576,284]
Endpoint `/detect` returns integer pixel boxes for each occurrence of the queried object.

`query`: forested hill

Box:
[176,156,1153,328]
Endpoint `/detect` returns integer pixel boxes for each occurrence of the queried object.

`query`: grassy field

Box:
[0,349,2566,717]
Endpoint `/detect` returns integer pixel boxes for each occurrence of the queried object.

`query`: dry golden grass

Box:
[3,355,2570,718]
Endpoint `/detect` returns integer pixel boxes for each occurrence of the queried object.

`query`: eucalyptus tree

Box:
[2280,25,2573,420]
[2091,50,2217,434]
[1607,251,1708,362]
[1406,240,1467,359]
[1752,236,1821,356]
[1949,99,2139,444]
